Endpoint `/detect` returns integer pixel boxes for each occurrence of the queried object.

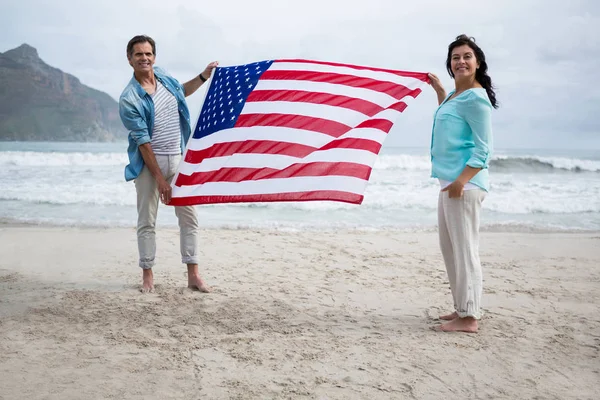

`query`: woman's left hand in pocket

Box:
[442,180,464,198]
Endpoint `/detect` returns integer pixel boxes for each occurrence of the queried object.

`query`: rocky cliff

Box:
[0,44,125,141]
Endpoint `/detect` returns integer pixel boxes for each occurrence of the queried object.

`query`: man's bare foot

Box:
[439,317,478,333]
[439,311,458,321]
[188,274,211,292]
[141,269,154,293]
[187,264,210,292]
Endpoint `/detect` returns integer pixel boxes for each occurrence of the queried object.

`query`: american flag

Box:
[170,59,428,206]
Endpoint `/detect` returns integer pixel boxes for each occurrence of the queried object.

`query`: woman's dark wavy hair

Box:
[446,34,498,109]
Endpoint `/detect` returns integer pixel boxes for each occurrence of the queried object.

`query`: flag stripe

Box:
[240,101,369,125]
[175,161,372,186]
[254,79,407,106]
[270,61,427,88]
[275,59,430,82]
[170,190,363,206]
[184,138,382,165]
[354,119,394,133]
[240,101,406,129]
[177,149,379,174]
[235,113,395,137]
[260,70,421,101]
[246,90,384,116]
[172,175,368,197]
[186,126,389,152]
[235,113,350,137]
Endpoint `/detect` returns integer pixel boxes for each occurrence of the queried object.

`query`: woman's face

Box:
[451,44,479,80]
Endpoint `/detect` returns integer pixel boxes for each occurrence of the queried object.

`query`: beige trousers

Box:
[437,189,487,319]
[134,154,199,269]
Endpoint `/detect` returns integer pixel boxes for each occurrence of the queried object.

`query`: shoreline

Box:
[2,218,598,234]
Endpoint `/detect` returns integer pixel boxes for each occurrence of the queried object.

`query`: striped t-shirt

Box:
[150,81,181,155]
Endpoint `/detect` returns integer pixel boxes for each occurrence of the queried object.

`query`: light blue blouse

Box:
[430,88,493,191]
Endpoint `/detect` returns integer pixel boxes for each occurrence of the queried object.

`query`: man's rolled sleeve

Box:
[119,98,151,146]
[464,92,493,169]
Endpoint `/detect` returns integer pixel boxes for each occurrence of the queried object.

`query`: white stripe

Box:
[188,127,330,150]
[371,108,403,120]
[271,61,425,89]
[177,149,378,175]
[239,102,402,132]
[173,175,368,197]
[339,128,388,143]
[254,80,401,107]
[186,126,389,152]
[241,101,368,124]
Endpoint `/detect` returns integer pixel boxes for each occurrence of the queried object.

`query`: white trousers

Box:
[134,154,199,269]
[437,189,487,319]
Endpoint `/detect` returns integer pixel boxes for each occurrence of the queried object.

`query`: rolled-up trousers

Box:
[437,189,487,319]
[134,154,199,269]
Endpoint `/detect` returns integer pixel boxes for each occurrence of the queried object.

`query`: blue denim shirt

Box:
[119,67,192,181]
[430,88,493,191]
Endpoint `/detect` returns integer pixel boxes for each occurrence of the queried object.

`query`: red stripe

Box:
[388,101,408,113]
[319,138,381,153]
[246,90,384,116]
[355,119,394,133]
[275,59,429,82]
[175,161,372,186]
[260,70,421,101]
[235,114,350,137]
[184,138,382,164]
[169,190,364,206]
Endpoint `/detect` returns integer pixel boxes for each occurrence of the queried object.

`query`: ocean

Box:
[1,141,599,232]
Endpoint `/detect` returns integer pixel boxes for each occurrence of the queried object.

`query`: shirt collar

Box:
[129,67,164,97]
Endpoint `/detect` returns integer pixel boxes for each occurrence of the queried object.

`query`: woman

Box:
[428,35,497,333]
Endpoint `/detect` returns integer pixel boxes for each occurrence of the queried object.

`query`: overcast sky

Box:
[1,0,598,150]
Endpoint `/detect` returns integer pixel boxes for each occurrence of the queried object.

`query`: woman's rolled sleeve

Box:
[463,92,493,169]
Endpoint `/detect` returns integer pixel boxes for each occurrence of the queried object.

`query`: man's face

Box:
[128,42,155,74]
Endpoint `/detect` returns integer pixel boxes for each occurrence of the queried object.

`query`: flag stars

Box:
[195,62,276,137]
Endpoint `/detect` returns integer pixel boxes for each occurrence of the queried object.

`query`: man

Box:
[119,34,217,293]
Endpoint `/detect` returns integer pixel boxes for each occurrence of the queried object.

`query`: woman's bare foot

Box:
[439,311,458,321]
[187,264,210,292]
[141,269,154,293]
[439,317,478,333]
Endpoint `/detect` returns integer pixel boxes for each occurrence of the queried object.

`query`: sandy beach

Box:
[0,225,598,399]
